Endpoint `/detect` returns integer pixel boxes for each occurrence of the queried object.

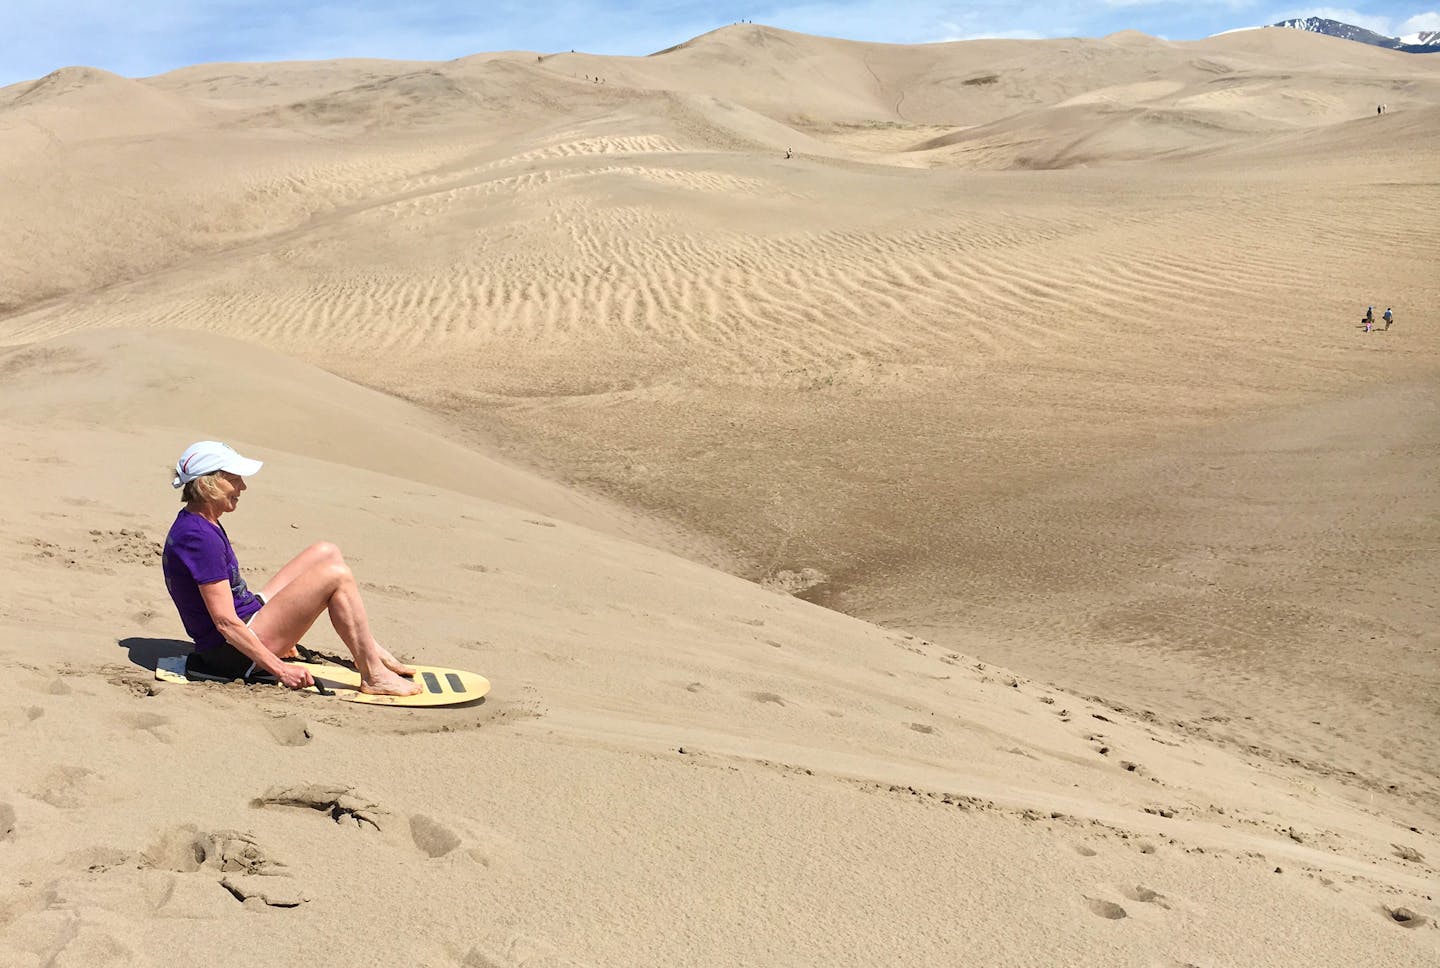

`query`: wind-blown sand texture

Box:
[2,23,1438,967]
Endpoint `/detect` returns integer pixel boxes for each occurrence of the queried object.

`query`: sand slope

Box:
[2,329,1437,966]
[2,24,1439,966]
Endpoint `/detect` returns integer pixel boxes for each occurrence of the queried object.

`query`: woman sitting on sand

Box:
[161,440,419,696]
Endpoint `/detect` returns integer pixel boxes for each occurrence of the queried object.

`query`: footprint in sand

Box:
[1123,885,1170,908]
[1084,896,1128,920]
[1391,843,1424,863]
[263,714,312,747]
[1385,906,1428,929]
[251,784,385,830]
[360,580,421,600]
[142,825,212,873]
[23,765,101,808]
[143,824,281,875]
[124,711,174,743]
[908,722,938,735]
[143,824,306,909]
[410,814,462,858]
[108,672,160,698]
[746,691,786,706]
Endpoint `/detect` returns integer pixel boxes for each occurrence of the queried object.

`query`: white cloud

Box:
[1398,10,1440,33]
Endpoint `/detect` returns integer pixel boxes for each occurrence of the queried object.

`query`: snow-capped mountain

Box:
[1268,17,1440,53]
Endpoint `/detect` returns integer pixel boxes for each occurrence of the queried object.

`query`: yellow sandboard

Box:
[155,656,490,707]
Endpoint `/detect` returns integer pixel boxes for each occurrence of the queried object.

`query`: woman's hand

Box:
[275,663,315,690]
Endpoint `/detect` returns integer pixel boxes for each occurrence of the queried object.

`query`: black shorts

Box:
[187,643,273,682]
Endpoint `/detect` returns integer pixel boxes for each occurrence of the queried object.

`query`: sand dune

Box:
[1,23,1438,967]
[0,66,209,142]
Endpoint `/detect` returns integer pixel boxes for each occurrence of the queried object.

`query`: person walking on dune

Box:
[1383,307,1394,330]
[162,441,419,695]
[1363,306,1375,331]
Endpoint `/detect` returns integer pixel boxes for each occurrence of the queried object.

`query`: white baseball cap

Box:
[172,441,264,488]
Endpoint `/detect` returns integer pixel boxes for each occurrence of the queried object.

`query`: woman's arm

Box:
[197,580,286,677]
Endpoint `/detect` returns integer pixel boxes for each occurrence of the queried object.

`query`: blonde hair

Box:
[181,473,228,504]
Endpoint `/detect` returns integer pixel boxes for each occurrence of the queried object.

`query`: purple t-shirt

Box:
[162,510,262,651]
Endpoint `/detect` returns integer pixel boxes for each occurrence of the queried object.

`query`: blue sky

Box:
[2,1,1437,87]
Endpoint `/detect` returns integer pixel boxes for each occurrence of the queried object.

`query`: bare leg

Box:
[248,559,420,696]
[258,543,413,675]
[258,542,342,603]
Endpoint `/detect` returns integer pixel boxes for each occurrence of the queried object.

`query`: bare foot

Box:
[360,667,422,697]
[375,644,415,677]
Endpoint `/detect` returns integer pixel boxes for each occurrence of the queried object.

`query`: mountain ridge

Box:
[1269,16,1440,54]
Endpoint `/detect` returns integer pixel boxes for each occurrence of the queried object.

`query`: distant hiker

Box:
[163,441,420,696]
[1383,307,1394,330]
[784,147,793,159]
[1364,306,1375,331]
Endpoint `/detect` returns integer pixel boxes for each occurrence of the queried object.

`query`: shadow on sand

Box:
[118,636,191,672]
